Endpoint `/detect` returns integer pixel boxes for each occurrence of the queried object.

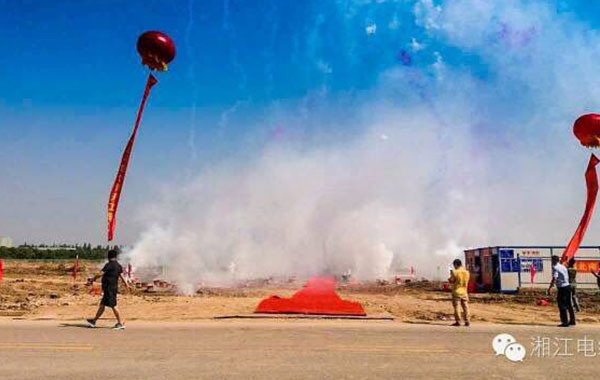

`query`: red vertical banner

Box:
[108,74,158,241]
[530,263,537,284]
[0,258,3,283]
[562,154,600,262]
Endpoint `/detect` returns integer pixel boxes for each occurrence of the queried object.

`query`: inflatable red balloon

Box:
[108,31,176,241]
[574,114,600,148]
[137,31,176,72]
[561,112,600,263]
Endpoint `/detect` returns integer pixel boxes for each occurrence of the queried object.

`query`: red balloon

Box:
[137,31,176,71]
[574,114,600,148]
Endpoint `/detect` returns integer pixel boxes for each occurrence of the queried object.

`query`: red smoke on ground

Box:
[255,276,366,316]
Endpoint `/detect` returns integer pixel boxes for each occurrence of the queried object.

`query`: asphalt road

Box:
[1,319,599,379]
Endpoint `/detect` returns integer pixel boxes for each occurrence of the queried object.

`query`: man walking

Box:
[86,249,130,330]
[548,255,576,327]
[449,259,470,327]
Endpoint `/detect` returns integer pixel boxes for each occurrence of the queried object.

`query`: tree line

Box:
[0,244,121,260]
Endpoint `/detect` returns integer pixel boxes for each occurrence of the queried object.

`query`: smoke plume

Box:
[127,0,600,291]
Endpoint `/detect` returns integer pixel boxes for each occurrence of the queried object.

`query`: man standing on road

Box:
[448,259,470,327]
[86,249,130,330]
[548,255,576,327]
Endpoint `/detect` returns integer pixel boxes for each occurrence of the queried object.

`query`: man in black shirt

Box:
[591,268,600,293]
[86,249,130,329]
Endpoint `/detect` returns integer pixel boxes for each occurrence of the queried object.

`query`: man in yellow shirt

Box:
[448,259,470,327]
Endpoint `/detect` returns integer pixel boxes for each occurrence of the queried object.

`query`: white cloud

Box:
[410,37,425,52]
[317,60,333,74]
[366,23,377,35]
[414,0,442,30]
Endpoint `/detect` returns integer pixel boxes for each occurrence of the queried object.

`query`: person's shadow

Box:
[58,323,112,329]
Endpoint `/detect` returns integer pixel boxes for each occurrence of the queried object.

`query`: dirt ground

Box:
[2,260,600,325]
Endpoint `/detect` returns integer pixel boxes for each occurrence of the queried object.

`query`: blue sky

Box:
[1,0,600,246]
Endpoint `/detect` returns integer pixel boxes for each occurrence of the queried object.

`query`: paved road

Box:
[1,319,599,379]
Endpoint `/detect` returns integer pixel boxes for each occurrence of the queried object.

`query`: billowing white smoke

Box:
[127,0,600,291]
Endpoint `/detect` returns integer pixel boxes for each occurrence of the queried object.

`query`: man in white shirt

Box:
[548,255,576,327]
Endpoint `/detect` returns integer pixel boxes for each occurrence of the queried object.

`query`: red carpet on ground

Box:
[255,276,366,316]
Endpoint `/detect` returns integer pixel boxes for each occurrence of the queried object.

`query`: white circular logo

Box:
[492,334,516,356]
[504,343,526,362]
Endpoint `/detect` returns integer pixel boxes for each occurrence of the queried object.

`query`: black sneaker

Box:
[451,322,461,327]
[558,324,569,327]
[569,321,577,326]
[465,322,471,327]
[113,323,125,330]
[86,319,96,328]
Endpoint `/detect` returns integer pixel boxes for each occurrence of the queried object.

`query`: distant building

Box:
[0,237,13,248]
[33,245,77,251]
[464,246,600,293]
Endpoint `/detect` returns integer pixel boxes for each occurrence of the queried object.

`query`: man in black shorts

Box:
[86,249,130,330]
